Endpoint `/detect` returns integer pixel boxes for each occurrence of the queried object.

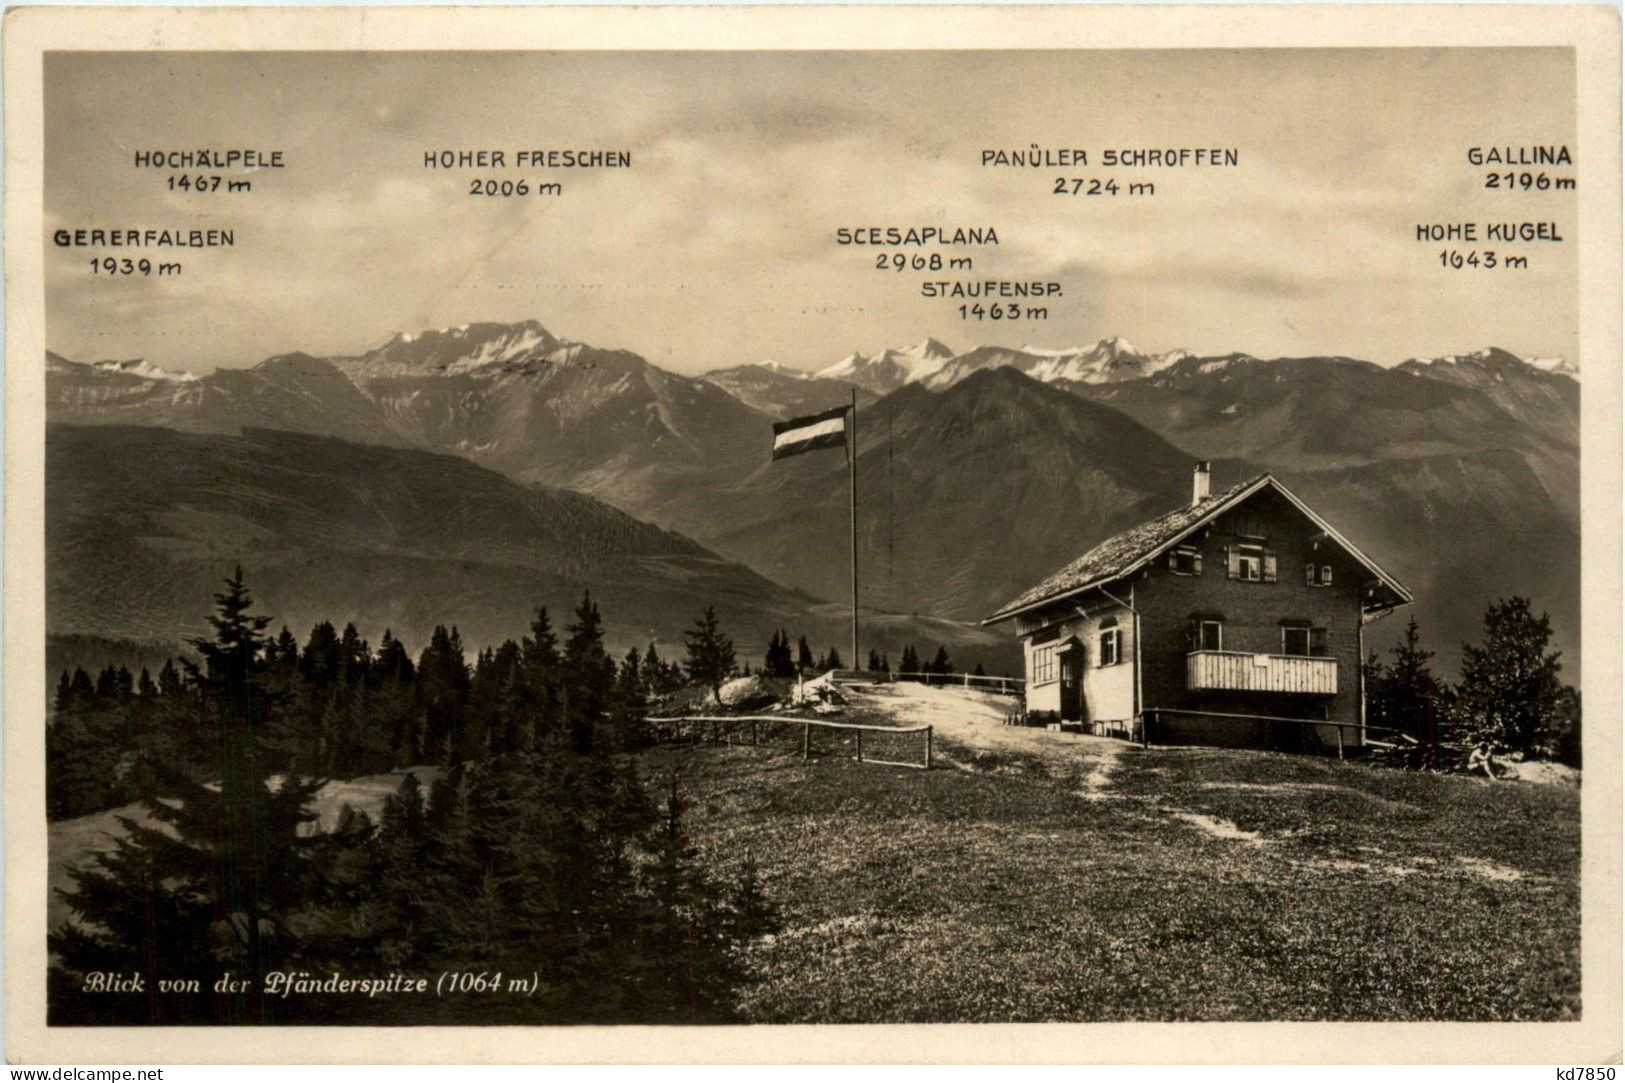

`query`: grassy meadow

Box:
[652,685,1580,1022]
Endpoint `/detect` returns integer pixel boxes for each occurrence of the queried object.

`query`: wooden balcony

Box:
[1186,650,1337,695]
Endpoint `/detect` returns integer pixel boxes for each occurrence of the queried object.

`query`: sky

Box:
[45,48,1578,375]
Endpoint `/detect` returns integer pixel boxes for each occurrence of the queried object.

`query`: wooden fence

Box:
[647,714,934,770]
[891,671,1024,694]
[1140,707,1422,760]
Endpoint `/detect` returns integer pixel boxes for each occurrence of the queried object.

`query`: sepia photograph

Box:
[4,4,1620,1065]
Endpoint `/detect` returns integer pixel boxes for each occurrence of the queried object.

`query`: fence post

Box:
[856,729,864,763]
[1336,725,1344,760]
[926,726,933,770]
[802,722,810,761]
[1141,710,1152,748]
[1427,694,1438,772]
[751,720,758,747]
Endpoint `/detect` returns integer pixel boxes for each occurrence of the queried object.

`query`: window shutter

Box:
[1168,552,1176,571]
[1225,544,1239,579]
[1304,562,1316,585]
[1193,551,1203,575]
[1263,550,1278,582]
[1321,565,1333,585]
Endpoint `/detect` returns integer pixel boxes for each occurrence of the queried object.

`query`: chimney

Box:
[1191,460,1211,505]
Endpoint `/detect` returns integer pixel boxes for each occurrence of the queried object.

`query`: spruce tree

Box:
[157,659,183,699]
[418,625,471,763]
[763,630,795,679]
[1452,597,1571,756]
[562,592,616,751]
[797,636,815,673]
[683,607,736,705]
[609,646,648,751]
[1378,617,1440,739]
[633,771,743,1022]
[51,568,329,1023]
[521,606,562,744]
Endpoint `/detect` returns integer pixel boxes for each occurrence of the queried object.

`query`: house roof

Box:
[982,473,1412,625]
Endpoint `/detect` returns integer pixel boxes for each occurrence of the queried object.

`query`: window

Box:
[1099,627,1121,666]
[1305,563,1334,586]
[1228,544,1277,582]
[1168,545,1203,576]
[1198,619,1223,651]
[1031,643,1058,685]
[1282,623,1327,656]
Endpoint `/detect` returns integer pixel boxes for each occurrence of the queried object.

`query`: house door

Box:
[1059,644,1084,722]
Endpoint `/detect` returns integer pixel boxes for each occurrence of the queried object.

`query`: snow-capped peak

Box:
[814,338,957,390]
[1403,347,1577,381]
[1528,356,1579,378]
[754,359,812,378]
[91,358,198,382]
[348,320,562,376]
[897,337,955,362]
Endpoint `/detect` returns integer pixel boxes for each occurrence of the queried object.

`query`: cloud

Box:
[44,48,1577,373]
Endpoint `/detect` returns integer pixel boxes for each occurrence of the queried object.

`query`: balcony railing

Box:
[1186,650,1337,695]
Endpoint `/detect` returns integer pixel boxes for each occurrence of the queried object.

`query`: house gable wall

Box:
[1019,598,1134,723]
[1133,486,1366,748]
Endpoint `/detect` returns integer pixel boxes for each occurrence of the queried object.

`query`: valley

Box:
[46,322,1581,671]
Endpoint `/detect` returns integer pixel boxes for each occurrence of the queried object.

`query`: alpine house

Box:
[983,462,1412,752]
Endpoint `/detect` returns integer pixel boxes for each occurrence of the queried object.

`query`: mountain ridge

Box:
[44,320,1580,669]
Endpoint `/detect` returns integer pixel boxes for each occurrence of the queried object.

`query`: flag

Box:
[772,405,850,460]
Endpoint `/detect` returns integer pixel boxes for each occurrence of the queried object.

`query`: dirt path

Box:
[844,682,1126,797]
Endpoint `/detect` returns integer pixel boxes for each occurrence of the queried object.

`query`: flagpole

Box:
[849,386,859,671]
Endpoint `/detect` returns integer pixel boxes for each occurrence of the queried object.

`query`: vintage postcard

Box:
[3,4,1620,1065]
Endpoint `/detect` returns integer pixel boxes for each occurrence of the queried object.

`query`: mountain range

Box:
[46,322,1580,672]
[47,424,1008,667]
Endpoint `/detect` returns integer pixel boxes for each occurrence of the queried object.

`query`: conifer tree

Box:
[51,568,329,1023]
[562,592,616,751]
[418,625,471,763]
[609,646,648,751]
[900,644,920,674]
[763,630,795,679]
[684,607,736,705]
[521,606,561,743]
[157,659,183,699]
[633,771,744,1022]
[1451,596,1571,755]
[1374,617,1440,740]
[69,666,95,703]
[797,636,815,673]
